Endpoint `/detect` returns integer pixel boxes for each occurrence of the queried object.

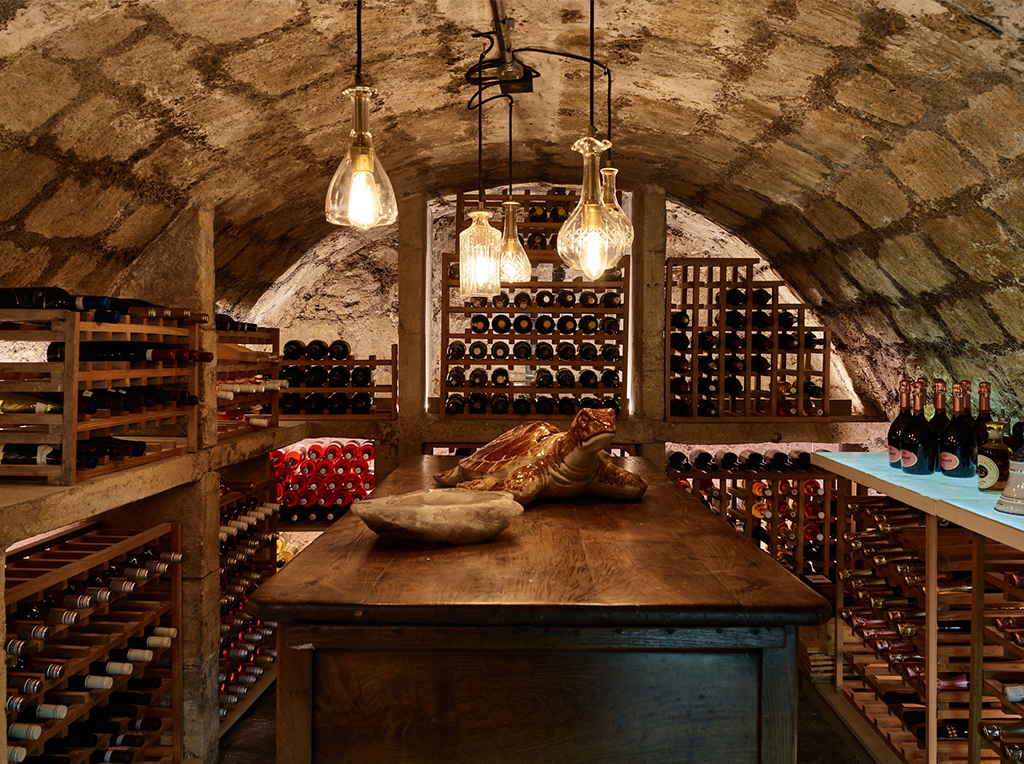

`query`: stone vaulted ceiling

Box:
[1,0,1023,409]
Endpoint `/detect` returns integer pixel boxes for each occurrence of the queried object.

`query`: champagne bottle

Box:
[887,380,913,469]
[974,381,994,446]
[930,379,950,437]
[900,381,936,474]
[939,382,976,478]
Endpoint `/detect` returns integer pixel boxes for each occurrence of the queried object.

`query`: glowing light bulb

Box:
[580,229,608,280]
[347,171,379,230]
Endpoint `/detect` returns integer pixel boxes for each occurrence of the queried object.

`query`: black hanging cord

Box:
[355,0,363,83]
[606,68,613,164]
[508,100,513,196]
[589,0,595,127]
[477,49,484,205]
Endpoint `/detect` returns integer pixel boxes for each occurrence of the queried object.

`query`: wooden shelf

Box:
[279,344,397,421]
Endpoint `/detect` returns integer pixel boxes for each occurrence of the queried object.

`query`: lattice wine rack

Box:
[279,344,397,421]
[4,521,183,763]
[665,258,838,422]
[215,325,281,440]
[0,310,199,485]
[440,189,629,420]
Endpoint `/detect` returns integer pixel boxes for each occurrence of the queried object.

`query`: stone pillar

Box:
[634,183,667,463]
[396,192,429,467]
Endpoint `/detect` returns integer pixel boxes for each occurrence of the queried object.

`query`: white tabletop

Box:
[811,451,1024,552]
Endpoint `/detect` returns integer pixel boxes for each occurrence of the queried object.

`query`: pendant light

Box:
[557,0,633,280]
[459,51,501,298]
[498,99,531,283]
[325,0,398,230]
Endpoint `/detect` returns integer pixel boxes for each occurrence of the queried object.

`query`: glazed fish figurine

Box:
[434,407,647,505]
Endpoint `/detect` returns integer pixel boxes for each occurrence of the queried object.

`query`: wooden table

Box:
[249,455,829,764]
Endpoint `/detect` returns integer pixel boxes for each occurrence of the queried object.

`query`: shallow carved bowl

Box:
[350,488,524,544]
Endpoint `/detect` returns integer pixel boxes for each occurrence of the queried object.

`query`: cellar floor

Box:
[219,682,867,763]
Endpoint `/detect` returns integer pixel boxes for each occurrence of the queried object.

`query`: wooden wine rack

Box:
[4,521,182,763]
[217,476,278,736]
[215,325,280,440]
[665,258,839,422]
[440,189,629,420]
[0,309,199,485]
[278,344,398,421]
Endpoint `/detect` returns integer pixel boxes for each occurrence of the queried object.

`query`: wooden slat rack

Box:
[216,325,281,439]
[665,258,844,422]
[278,343,398,421]
[0,309,199,485]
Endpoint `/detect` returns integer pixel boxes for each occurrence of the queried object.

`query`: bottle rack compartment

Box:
[271,439,374,527]
[666,258,838,423]
[830,489,1019,764]
[217,477,279,736]
[215,326,281,441]
[0,309,200,485]
[278,344,398,421]
[4,522,182,763]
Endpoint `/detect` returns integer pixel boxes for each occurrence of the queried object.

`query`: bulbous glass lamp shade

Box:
[557,132,632,280]
[325,85,398,230]
[459,208,502,297]
[600,166,634,268]
[498,201,532,283]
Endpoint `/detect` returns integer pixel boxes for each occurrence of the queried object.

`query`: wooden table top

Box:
[250,455,830,628]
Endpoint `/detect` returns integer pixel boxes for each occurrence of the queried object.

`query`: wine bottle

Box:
[720,310,746,329]
[535,369,554,389]
[0,287,109,312]
[670,332,690,352]
[887,379,912,469]
[527,205,547,223]
[579,370,598,388]
[351,366,372,386]
[900,381,937,474]
[669,378,690,396]
[47,341,203,363]
[512,314,533,334]
[468,341,488,360]
[535,342,554,360]
[557,315,577,334]
[350,392,372,414]
[579,315,599,334]
[578,342,598,361]
[978,421,1011,492]
[492,293,510,308]
[556,342,576,361]
[535,291,555,308]
[512,397,531,415]
[535,315,555,335]
[974,381,994,447]
[535,396,554,415]
[600,316,620,335]
[668,451,690,471]
[491,341,509,360]
[601,344,621,362]
[556,369,576,388]
[600,369,620,389]
[490,368,510,387]
[714,451,740,470]
[670,312,690,329]
[579,291,598,308]
[468,369,488,388]
[750,334,772,351]
[691,451,717,471]
[470,315,489,333]
[939,382,976,478]
[328,365,350,387]
[490,393,510,414]
[444,394,465,415]
[513,292,532,308]
[492,315,512,334]
[328,339,350,360]
[303,340,328,360]
[556,290,576,308]
[512,341,532,360]
[557,397,577,416]
[928,379,950,437]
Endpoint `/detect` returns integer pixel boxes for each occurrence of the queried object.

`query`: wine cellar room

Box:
[1,1,1024,764]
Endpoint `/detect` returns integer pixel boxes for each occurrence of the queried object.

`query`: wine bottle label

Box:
[900,450,917,468]
[35,445,53,465]
[939,452,959,470]
[978,455,1000,489]
[888,446,901,464]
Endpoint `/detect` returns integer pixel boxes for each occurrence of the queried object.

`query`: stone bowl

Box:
[350,488,524,544]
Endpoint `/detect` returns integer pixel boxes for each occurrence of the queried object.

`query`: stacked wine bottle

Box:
[666,446,836,586]
[665,259,834,421]
[217,477,279,731]
[443,189,628,420]
[4,524,182,763]
[887,377,1023,496]
[835,497,984,754]
[0,287,209,485]
[278,340,397,420]
[270,439,375,524]
[214,322,281,438]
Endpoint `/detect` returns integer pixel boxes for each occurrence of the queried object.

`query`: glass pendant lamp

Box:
[556,0,633,279]
[498,100,531,283]
[600,165,633,269]
[325,0,397,230]
[459,51,501,298]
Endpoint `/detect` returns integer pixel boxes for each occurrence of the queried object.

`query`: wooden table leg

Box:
[278,624,313,764]
[761,625,797,764]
